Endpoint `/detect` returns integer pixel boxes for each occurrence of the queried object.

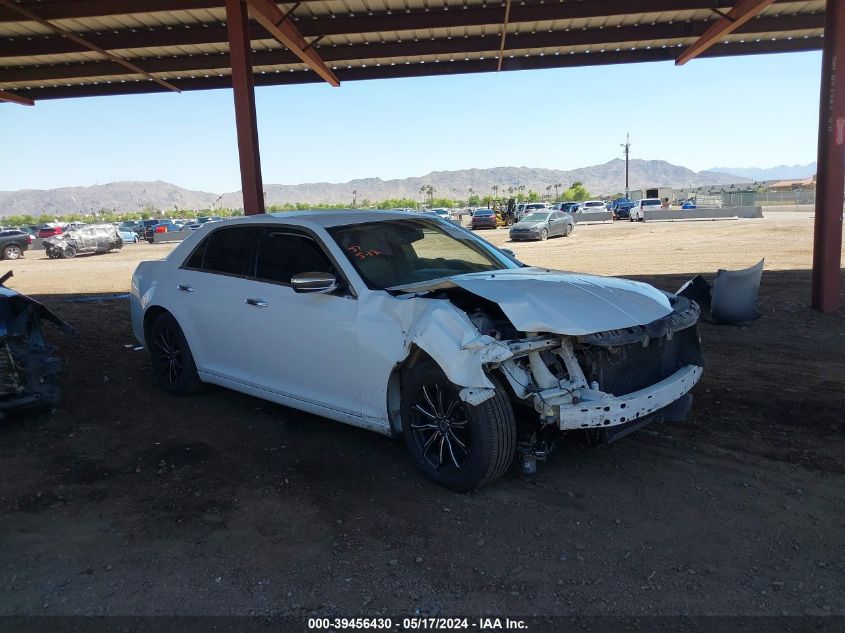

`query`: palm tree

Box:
[507,186,515,198]
[492,185,499,199]
[352,189,357,206]
[545,184,552,201]
[554,183,562,200]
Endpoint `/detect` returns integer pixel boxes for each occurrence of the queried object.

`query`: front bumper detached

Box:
[498,295,704,432]
[555,364,702,430]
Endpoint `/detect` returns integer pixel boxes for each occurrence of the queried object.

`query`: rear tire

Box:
[401,361,516,492]
[149,312,202,396]
[2,244,22,260]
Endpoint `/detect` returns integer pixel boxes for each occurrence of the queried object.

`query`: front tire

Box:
[149,312,202,396]
[539,228,548,241]
[563,223,573,237]
[401,361,516,492]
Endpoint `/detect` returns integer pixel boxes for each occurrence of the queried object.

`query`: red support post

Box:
[811,0,845,313]
[226,0,265,215]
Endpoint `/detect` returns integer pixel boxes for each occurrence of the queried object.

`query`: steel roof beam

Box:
[243,0,339,86]
[5,36,822,101]
[676,0,777,64]
[0,15,823,84]
[0,0,224,22]
[0,87,33,104]
[0,0,180,92]
[0,11,822,61]
[0,0,806,57]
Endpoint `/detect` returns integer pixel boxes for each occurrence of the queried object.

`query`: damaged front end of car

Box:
[393,269,704,465]
[0,272,75,417]
[495,295,703,441]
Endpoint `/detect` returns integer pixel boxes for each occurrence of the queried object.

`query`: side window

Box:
[254,229,335,285]
[183,238,207,269]
[185,226,257,276]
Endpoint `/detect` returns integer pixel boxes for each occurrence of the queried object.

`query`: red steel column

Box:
[811,0,845,312]
[226,0,265,215]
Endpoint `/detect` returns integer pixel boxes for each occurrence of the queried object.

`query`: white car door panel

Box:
[171,225,259,383]
[241,228,362,415]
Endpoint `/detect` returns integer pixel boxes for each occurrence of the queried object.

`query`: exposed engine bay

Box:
[428,286,704,458]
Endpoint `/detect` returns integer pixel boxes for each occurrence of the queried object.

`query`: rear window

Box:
[642,199,662,206]
[184,226,258,276]
[474,210,493,216]
[585,201,604,207]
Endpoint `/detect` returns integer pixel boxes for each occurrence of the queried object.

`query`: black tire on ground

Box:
[61,245,77,259]
[400,361,516,492]
[540,228,548,241]
[2,244,22,260]
[564,223,573,237]
[148,312,202,396]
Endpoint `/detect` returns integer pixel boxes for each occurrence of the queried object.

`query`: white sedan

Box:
[130,211,703,491]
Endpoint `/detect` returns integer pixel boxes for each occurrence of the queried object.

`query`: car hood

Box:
[391,267,673,336]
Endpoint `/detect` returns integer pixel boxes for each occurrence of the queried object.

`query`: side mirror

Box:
[291,271,338,294]
[501,248,516,258]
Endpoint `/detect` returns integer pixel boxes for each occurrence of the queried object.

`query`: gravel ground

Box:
[0,213,842,620]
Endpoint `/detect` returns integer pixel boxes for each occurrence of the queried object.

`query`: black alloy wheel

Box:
[408,381,473,474]
[149,312,201,395]
[401,361,516,491]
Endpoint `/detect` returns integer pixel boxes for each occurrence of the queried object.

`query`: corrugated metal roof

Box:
[0,0,827,101]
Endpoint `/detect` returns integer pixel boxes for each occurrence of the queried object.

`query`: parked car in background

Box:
[43,224,123,259]
[425,208,450,220]
[0,229,32,260]
[119,228,140,243]
[509,210,574,241]
[611,198,635,220]
[629,198,663,221]
[470,208,498,230]
[146,221,182,243]
[36,225,65,239]
[573,200,608,214]
[130,210,703,491]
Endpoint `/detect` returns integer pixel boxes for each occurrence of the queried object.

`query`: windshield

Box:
[328,218,514,290]
[522,212,551,222]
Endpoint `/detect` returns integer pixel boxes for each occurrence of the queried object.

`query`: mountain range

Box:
[707,162,816,181]
[0,159,752,216]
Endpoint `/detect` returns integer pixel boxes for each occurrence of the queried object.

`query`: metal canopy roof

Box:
[0,0,826,101]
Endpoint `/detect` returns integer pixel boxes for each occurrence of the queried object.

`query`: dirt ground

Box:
[0,213,843,620]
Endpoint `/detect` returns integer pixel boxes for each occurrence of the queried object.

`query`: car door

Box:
[549,211,564,235]
[239,226,362,415]
[170,225,259,384]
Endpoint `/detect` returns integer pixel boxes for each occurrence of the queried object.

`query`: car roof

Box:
[239,209,422,229]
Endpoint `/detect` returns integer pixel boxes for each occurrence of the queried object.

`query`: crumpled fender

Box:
[402,298,513,402]
[356,294,513,417]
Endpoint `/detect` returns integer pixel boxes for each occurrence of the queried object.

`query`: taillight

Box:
[27,235,32,244]
[155,225,167,232]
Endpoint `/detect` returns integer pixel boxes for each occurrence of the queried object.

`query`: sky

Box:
[0,50,823,194]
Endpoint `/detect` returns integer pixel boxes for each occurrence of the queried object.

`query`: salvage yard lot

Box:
[1,214,843,617]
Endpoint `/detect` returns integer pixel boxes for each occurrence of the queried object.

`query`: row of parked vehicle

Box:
[118,216,223,243]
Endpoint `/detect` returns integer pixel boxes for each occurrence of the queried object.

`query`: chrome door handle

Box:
[177,284,194,292]
[245,298,268,307]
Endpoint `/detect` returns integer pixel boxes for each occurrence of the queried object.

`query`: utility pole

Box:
[621,133,631,198]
